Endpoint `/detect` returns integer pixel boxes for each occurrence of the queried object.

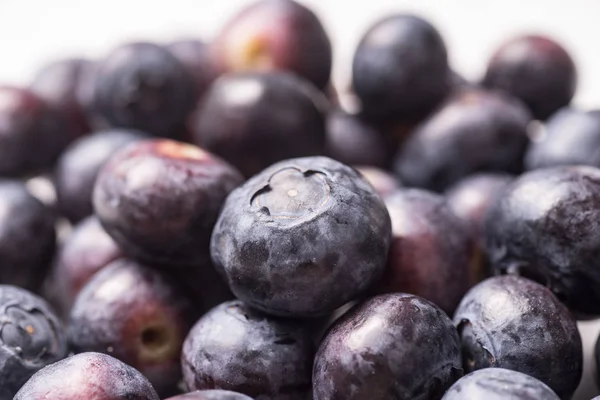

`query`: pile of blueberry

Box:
[1,0,599,399]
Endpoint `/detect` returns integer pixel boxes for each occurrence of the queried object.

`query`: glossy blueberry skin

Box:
[483,166,600,315]
[355,166,401,199]
[525,108,600,170]
[394,89,531,191]
[313,293,463,400]
[0,180,56,291]
[441,368,560,400]
[483,35,576,121]
[211,156,392,317]
[14,352,159,399]
[167,390,253,400]
[0,285,68,399]
[54,129,147,223]
[375,189,473,315]
[352,14,449,122]
[94,139,243,267]
[453,276,582,400]
[68,259,196,396]
[182,300,314,399]
[191,72,328,178]
[92,42,197,138]
[167,39,219,100]
[214,0,332,90]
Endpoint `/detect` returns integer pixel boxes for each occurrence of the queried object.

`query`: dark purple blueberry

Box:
[213,0,332,90]
[0,86,70,176]
[210,156,391,317]
[483,166,600,315]
[30,58,94,140]
[0,180,56,291]
[483,35,576,120]
[325,110,389,168]
[92,42,197,138]
[181,300,314,399]
[352,14,450,122]
[166,390,253,400]
[394,89,532,191]
[454,276,582,399]
[54,129,147,223]
[14,352,159,399]
[441,368,560,400]
[191,72,328,178]
[167,39,219,100]
[525,108,600,170]
[68,259,196,396]
[313,293,463,400]
[355,166,401,199]
[93,139,243,267]
[0,285,68,399]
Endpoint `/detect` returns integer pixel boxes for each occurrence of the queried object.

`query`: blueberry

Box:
[214,0,332,90]
[313,293,463,400]
[68,259,196,396]
[166,390,253,400]
[355,166,401,199]
[14,352,160,399]
[483,35,576,120]
[454,275,582,399]
[94,138,243,267]
[210,156,392,317]
[441,368,560,400]
[92,42,196,137]
[54,128,147,223]
[483,165,600,315]
[167,39,220,100]
[181,300,314,399]
[394,89,531,191]
[352,14,449,122]
[374,189,473,315]
[191,72,328,178]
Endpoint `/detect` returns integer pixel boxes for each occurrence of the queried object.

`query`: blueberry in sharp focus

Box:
[210,156,392,317]
[355,166,401,199]
[441,368,560,400]
[483,165,600,315]
[92,42,197,137]
[214,0,332,90]
[191,72,328,178]
[68,258,196,396]
[352,14,450,122]
[0,180,56,291]
[454,275,582,400]
[166,390,253,400]
[482,35,576,120]
[167,39,219,100]
[14,352,159,399]
[525,107,600,170]
[181,300,314,399]
[394,89,532,191]
[54,128,147,223]
[313,293,463,400]
[94,138,243,267]
[374,189,473,315]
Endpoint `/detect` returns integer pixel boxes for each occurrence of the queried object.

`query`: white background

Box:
[1,1,600,399]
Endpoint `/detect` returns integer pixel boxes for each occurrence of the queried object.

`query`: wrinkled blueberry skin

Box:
[441,368,560,400]
[355,166,401,199]
[182,300,314,399]
[374,189,473,315]
[482,35,576,121]
[483,166,600,315]
[211,156,392,317]
[453,276,582,400]
[313,293,463,400]
[0,285,68,399]
[167,390,253,400]
[94,139,243,267]
[526,108,600,170]
[352,14,449,122]
[93,42,197,137]
[191,72,328,178]
[54,129,147,223]
[394,89,531,191]
[14,352,160,400]
[0,181,56,291]
[167,39,219,100]
[68,259,197,396]
[214,0,332,90]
